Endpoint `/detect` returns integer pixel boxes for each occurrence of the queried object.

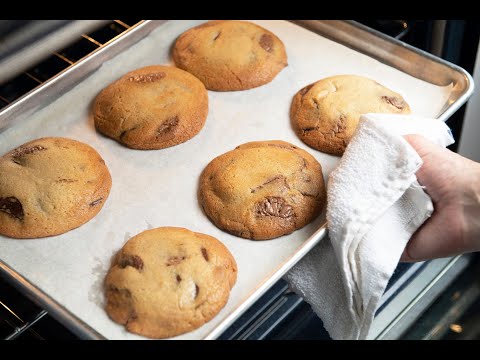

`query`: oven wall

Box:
[458,40,480,162]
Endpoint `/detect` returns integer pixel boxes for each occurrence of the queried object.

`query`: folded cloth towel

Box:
[284,113,454,340]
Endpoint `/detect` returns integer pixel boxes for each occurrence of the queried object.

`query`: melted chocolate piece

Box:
[0,197,24,220]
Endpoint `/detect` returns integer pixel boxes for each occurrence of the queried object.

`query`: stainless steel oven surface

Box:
[0,20,479,340]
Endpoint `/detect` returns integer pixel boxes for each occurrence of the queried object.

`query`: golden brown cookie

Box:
[104,226,237,339]
[291,75,411,156]
[172,20,288,91]
[93,65,208,150]
[198,140,326,240]
[0,137,111,239]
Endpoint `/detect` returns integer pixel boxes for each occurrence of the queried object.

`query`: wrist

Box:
[461,158,480,252]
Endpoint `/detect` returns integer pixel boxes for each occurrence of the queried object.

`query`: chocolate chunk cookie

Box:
[0,137,112,239]
[172,20,288,91]
[104,227,237,339]
[198,140,326,240]
[93,65,208,150]
[291,75,411,156]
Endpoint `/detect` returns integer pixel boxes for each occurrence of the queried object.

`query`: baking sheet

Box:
[0,20,453,340]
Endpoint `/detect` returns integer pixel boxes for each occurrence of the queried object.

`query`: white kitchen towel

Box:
[284,113,454,340]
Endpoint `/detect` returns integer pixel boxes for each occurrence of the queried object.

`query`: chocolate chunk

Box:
[119,126,138,140]
[118,254,144,270]
[259,34,274,52]
[299,191,317,198]
[201,247,209,262]
[382,95,406,110]
[302,127,318,135]
[157,116,179,135]
[194,284,199,299]
[176,274,182,283]
[256,196,294,219]
[11,145,46,165]
[263,175,283,186]
[0,197,24,221]
[166,256,186,266]
[107,286,132,300]
[55,178,77,183]
[127,72,166,83]
[89,198,103,207]
[107,286,136,324]
[251,175,289,193]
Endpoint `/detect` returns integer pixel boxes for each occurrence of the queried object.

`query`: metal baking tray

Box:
[0,20,473,340]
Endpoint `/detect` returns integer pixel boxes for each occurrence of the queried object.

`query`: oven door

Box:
[219,254,479,340]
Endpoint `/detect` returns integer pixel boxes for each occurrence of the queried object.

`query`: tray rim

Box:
[0,19,474,340]
[289,20,475,121]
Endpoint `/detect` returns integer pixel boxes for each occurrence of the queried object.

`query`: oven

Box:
[1,20,479,340]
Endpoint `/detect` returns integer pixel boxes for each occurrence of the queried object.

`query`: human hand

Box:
[401,134,480,262]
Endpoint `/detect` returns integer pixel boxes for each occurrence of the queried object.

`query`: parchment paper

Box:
[0,20,452,340]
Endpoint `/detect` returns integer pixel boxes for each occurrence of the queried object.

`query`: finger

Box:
[400,205,464,262]
[399,248,412,262]
[403,134,436,159]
